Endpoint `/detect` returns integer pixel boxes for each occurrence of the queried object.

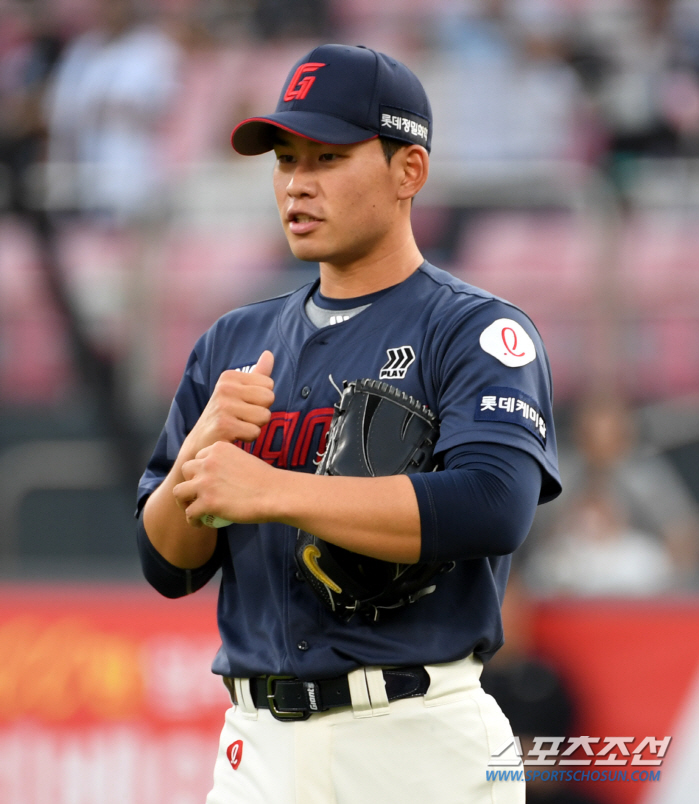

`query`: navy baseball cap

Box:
[231,44,432,155]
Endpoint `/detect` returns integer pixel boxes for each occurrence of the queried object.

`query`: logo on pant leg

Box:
[227,740,244,771]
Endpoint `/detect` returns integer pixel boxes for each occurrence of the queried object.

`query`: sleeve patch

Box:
[475,386,547,445]
[479,318,536,367]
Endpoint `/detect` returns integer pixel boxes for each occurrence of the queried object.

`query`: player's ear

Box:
[396,144,429,201]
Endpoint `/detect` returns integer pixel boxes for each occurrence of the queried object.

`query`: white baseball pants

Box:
[205,654,524,804]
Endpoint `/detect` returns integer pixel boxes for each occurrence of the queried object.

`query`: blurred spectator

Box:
[44,0,181,222]
[158,6,245,168]
[525,394,699,595]
[422,0,590,164]
[0,0,62,213]
[157,6,313,168]
[482,572,602,804]
[251,0,330,41]
[569,0,699,163]
[526,481,675,595]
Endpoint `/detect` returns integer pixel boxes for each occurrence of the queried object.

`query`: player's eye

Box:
[319,152,340,162]
[275,152,295,164]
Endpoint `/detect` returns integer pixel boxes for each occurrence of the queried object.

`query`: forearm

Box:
[143,351,276,569]
[172,440,543,568]
[137,510,222,597]
[268,472,422,563]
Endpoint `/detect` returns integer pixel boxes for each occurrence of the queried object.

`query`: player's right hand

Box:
[182,350,275,459]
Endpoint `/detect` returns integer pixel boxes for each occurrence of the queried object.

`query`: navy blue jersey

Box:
[137,261,561,679]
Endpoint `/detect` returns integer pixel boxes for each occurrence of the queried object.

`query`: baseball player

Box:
[137,44,561,804]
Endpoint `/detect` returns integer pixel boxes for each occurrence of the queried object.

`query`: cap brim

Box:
[231,112,378,155]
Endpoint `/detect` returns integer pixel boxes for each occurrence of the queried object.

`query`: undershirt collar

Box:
[305,284,392,328]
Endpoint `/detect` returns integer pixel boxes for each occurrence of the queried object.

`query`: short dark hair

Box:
[379,137,409,164]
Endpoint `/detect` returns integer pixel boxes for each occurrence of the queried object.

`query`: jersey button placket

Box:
[297,640,309,651]
[301,385,311,398]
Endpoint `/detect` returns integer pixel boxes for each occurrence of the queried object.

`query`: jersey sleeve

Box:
[136,332,212,513]
[411,442,542,563]
[136,509,225,597]
[430,299,561,503]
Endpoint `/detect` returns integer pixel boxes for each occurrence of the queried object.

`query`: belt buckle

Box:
[266,675,309,721]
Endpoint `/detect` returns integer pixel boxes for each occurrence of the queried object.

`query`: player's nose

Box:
[284,161,318,198]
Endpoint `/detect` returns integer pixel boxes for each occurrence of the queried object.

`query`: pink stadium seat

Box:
[623,317,699,398]
[154,227,283,394]
[618,213,699,313]
[0,218,285,403]
[453,212,598,314]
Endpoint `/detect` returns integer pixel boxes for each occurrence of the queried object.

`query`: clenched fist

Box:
[181,350,275,463]
[174,440,277,527]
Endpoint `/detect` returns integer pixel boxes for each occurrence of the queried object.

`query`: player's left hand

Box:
[173,441,276,527]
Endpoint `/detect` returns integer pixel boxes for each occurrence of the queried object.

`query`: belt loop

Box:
[423,653,483,707]
[347,667,373,719]
[365,667,390,716]
[234,677,259,719]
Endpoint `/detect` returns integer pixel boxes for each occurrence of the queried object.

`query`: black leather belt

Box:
[223,666,430,721]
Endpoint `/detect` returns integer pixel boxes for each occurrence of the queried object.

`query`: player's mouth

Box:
[287,211,322,235]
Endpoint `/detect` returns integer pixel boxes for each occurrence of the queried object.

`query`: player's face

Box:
[272,133,405,270]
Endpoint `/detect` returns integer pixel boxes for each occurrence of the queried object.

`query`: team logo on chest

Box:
[379,345,415,380]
